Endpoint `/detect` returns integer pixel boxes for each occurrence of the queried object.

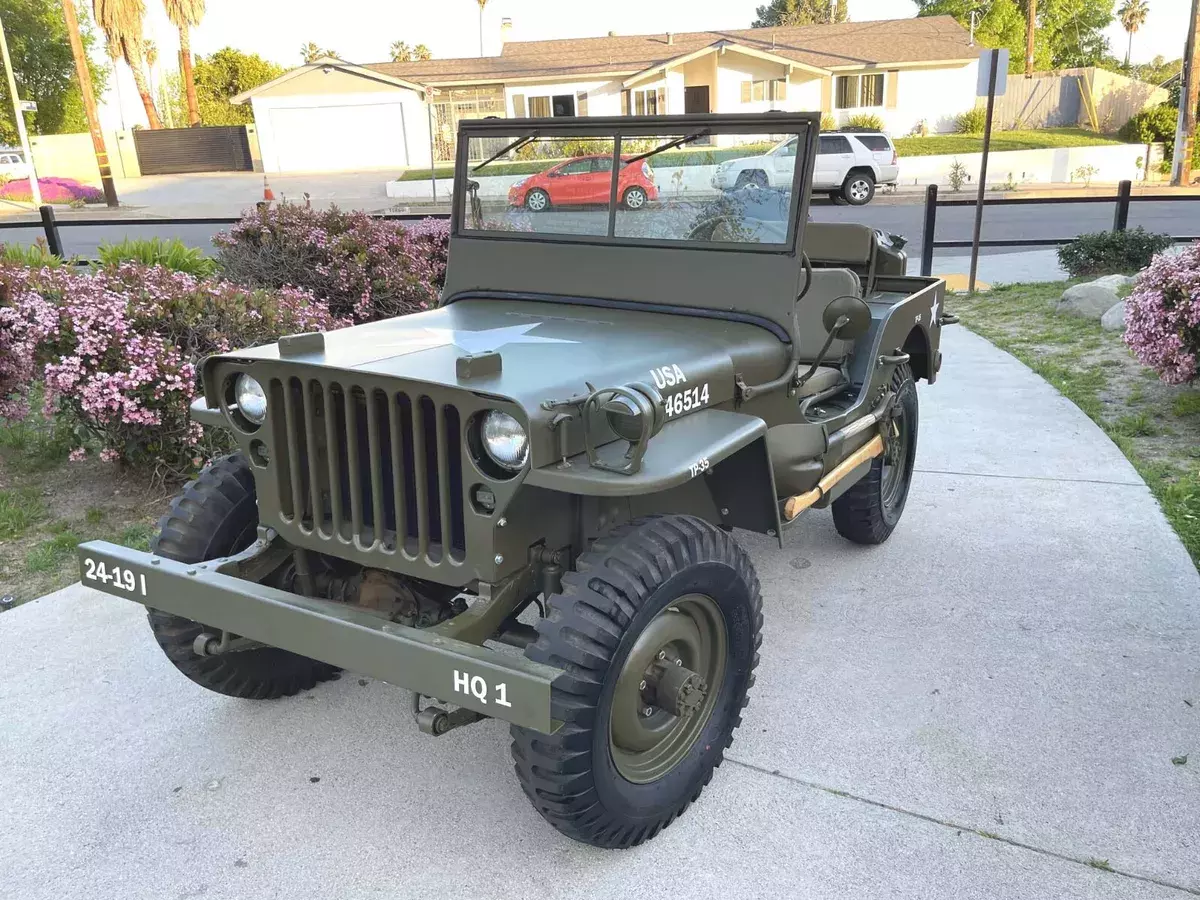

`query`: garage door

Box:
[268,103,409,173]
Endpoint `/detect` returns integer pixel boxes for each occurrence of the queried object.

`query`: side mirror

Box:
[822,295,871,340]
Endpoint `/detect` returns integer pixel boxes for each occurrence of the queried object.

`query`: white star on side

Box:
[420,323,577,355]
[930,293,941,328]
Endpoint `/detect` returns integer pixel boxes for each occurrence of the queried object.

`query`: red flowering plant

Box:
[1125,243,1200,385]
[0,262,344,479]
[213,202,450,323]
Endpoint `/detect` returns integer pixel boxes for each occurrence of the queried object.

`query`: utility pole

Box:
[1172,0,1200,186]
[0,14,40,206]
[61,0,117,206]
[1025,0,1037,77]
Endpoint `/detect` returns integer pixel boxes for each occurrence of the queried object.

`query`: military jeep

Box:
[78,113,948,848]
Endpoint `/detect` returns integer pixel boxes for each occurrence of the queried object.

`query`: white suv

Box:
[711,131,899,205]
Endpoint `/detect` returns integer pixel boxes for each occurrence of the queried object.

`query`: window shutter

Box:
[885,70,898,109]
[512,93,527,117]
[820,77,832,113]
[621,89,630,115]
[656,87,666,114]
[740,80,751,103]
[577,91,589,116]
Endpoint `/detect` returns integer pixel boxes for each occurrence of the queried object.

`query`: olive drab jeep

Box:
[78,112,949,848]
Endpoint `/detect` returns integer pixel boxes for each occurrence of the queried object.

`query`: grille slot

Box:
[272,378,466,563]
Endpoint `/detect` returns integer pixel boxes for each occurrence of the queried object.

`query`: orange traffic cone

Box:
[263,175,275,202]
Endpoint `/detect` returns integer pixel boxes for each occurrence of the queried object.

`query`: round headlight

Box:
[234,374,267,425]
[481,410,529,471]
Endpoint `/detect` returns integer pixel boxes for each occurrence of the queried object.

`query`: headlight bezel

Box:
[222,371,267,432]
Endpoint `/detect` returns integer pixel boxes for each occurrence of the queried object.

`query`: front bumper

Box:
[77,540,560,733]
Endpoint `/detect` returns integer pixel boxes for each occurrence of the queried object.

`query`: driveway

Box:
[1,326,1197,900]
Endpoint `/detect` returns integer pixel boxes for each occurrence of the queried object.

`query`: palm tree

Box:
[389,41,433,62]
[476,0,487,56]
[300,41,338,63]
[93,0,163,128]
[162,0,205,125]
[1117,0,1149,67]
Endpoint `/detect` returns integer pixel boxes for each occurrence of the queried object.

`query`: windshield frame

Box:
[451,112,818,256]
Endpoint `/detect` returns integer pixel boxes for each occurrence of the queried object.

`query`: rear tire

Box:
[147,453,339,699]
[841,171,876,205]
[511,515,762,848]
[832,364,918,545]
[621,186,648,210]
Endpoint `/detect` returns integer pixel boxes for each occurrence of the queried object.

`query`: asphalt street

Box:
[3,196,1196,269]
[3,327,1197,900]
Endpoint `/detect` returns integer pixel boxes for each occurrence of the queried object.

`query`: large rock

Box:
[1056,280,1124,319]
[1091,274,1137,291]
[1101,300,1127,332]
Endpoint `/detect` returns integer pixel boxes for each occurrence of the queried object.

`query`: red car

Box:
[508,155,657,211]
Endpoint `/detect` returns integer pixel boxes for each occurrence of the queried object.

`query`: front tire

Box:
[511,515,762,848]
[832,364,918,544]
[147,453,339,699]
[525,188,550,212]
[734,169,768,190]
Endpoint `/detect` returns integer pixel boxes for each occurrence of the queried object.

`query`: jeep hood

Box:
[210,298,788,414]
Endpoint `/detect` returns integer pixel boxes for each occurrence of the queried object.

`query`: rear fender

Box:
[848,277,945,393]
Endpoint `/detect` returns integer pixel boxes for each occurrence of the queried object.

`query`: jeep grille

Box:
[270,378,466,563]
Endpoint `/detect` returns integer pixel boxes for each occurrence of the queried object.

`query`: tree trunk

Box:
[179,25,200,125]
[1125,31,1132,67]
[128,56,163,129]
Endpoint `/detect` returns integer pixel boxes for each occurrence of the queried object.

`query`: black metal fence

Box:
[918,180,1200,277]
[3,205,452,261]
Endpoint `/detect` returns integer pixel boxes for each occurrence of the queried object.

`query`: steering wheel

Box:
[687,216,787,243]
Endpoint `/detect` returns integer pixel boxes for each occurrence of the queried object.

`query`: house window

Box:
[835,73,885,109]
[528,96,551,117]
[630,86,666,115]
[524,94,576,117]
[740,79,787,104]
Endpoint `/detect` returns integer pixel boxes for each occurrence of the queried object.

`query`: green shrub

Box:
[1117,104,1177,146]
[820,114,836,131]
[955,107,987,134]
[846,113,884,131]
[1057,227,1174,277]
[96,237,217,277]
[1,241,65,268]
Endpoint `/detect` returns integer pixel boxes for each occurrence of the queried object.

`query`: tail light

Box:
[642,161,652,179]
[891,149,898,165]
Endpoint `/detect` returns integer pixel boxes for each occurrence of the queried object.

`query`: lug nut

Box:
[497,517,507,527]
[675,658,682,666]
[657,650,666,660]
[639,680,646,690]
[643,707,654,717]
[494,554,504,565]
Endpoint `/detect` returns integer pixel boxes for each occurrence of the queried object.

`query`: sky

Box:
[99,0,1190,130]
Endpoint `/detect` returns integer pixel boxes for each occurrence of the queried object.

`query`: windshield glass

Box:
[455,122,811,250]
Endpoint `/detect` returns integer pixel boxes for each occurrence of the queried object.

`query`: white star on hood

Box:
[420,323,577,354]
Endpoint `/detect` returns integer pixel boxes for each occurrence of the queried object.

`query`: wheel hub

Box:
[608,594,727,783]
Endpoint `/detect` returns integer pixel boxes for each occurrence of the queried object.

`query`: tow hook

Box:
[413,693,486,736]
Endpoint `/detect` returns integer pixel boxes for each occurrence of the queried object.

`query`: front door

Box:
[684,86,710,114]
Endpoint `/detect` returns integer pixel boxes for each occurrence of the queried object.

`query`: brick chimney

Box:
[500,18,512,49]
[667,32,674,45]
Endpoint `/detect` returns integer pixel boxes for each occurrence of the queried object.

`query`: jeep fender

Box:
[524,408,781,538]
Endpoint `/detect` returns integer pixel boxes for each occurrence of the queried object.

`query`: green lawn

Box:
[894,128,1123,157]
[395,128,1126,182]
[953,283,1200,570]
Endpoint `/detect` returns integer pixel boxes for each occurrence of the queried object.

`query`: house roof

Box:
[366,16,980,86]
[229,57,427,104]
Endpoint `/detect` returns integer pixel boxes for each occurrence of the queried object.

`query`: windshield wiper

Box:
[473,132,538,172]
[621,130,710,166]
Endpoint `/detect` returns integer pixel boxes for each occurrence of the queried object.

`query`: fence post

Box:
[1112,179,1131,232]
[920,183,938,277]
[39,205,64,258]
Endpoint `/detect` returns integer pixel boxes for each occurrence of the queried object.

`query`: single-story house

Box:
[233,16,983,174]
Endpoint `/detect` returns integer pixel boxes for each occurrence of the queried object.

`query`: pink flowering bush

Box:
[213,202,449,323]
[0,262,343,478]
[1125,243,1200,385]
[0,177,104,204]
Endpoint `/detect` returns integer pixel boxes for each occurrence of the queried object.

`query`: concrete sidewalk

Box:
[1,326,1197,900]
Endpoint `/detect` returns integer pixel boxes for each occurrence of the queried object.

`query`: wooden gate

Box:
[132,126,253,175]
